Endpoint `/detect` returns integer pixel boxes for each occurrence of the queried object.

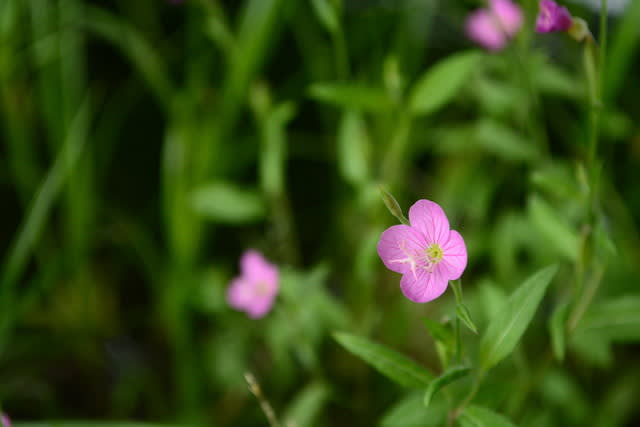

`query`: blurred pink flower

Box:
[377,200,467,303]
[1,414,10,427]
[466,0,523,51]
[227,250,279,318]
[536,0,572,33]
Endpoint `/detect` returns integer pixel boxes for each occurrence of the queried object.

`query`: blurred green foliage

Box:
[1,0,640,426]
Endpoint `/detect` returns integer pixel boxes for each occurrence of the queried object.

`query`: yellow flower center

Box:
[425,243,444,264]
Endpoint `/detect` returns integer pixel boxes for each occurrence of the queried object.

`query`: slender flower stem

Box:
[246,373,281,427]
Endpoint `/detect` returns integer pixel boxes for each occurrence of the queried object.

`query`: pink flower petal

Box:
[241,249,278,287]
[377,224,428,275]
[400,268,449,303]
[408,200,451,246]
[246,296,276,319]
[227,278,253,310]
[438,230,468,280]
[490,0,524,36]
[466,9,508,51]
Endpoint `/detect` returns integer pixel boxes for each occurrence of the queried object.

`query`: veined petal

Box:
[400,268,449,303]
[438,230,468,280]
[377,224,427,275]
[408,200,451,246]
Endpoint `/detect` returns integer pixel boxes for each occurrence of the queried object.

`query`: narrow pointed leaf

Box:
[423,318,454,347]
[456,304,478,334]
[575,296,640,342]
[409,51,482,116]
[549,302,570,361]
[459,405,517,427]
[480,265,558,371]
[283,382,330,427]
[333,332,433,388]
[423,365,471,407]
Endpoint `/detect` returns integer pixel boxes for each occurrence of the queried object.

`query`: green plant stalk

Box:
[570,0,608,333]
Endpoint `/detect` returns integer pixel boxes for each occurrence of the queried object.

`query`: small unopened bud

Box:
[568,17,593,43]
[378,185,409,225]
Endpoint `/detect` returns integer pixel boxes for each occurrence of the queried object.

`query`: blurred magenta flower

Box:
[466,0,523,51]
[1,414,10,427]
[377,200,467,303]
[227,250,279,318]
[536,0,572,32]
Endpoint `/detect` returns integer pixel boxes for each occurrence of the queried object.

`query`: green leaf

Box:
[475,120,538,162]
[549,302,570,361]
[310,0,339,34]
[528,195,579,261]
[479,265,558,371]
[423,365,471,407]
[423,318,454,347]
[458,405,517,427]
[309,83,394,112]
[338,111,371,186]
[333,332,433,388]
[575,296,640,342]
[450,281,477,334]
[409,51,482,116]
[380,392,447,427]
[191,182,265,223]
[283,382,330,427]
[456,304,478,335]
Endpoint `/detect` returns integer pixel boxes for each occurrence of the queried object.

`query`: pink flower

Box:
[1,414,10,427]
[227,250,279,318]
[466,0,523,51]
[377,200,467,303]
[536,0,573,33]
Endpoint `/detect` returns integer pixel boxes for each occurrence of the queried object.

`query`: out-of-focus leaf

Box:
[423,365,470,407]
[549,302,570,362]
[540,369,589,425]
[475,120,538,162]
[530,164,580,201]
[283,382,330,427]
[575,296,640,342]
[259,101,296,196]
[569,332,612,367]
[191,182,265,223]
[459,405,517,427]
[479,281,507,322]
[309,83,394,112]
[310,0,338,34]
[528,195,580,261]
[480,265,558,371]
[534,60,583,99]
[338,111,371,187]
[409,50,482,116]
[604,0,640,101]
[380,392,447,427]
[84,6,172,107]
[333,332,433,388]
